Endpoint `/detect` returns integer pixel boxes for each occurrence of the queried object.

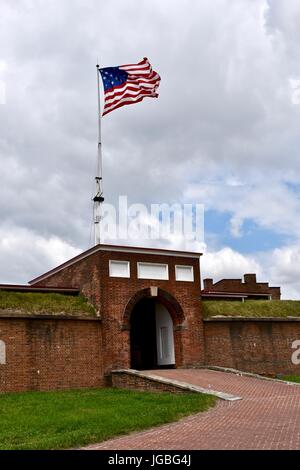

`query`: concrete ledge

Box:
[112,369,242,401]
[0,312,101,320]
[204,316,300,322]
[203,365,300,387]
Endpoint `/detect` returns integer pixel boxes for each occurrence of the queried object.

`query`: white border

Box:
[137,262,169,280]
[175,265,194,282]
[109,260,130,278]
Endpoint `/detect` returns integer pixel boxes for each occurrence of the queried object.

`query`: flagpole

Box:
[93,63,104,245]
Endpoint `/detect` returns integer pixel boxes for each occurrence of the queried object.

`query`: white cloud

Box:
[201,245,300,299]
[0,1,300,297]
[259,245,300,299]
[230,217,244,238]
[201,247,261,284]
[0,225,80,284]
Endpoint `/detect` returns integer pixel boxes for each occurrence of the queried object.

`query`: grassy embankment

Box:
[203,300,300,318]
[0,291,95,317]
[0,388,216,450]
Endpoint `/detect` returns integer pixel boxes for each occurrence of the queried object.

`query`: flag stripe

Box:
[105,84,159,107]
[127,78,160,87]
[104,77,159,98]
[103,92,158,116]
[121,63,151,72]
[105,89,153,107]
[119,58,149,69]
[127,73,160,83]
[122,67,152,75]
[105,83,141,98]
[105,87,151,106]
[104,90,155,112]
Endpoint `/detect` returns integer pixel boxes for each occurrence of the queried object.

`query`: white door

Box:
[155,303,175,366]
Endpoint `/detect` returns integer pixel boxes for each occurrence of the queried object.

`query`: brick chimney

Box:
[243,273,256,284]
[203,278,213,290]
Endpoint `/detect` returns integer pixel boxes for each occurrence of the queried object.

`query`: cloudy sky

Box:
[1,0,300,298]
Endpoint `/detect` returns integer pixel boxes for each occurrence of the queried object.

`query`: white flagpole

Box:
[93,63,104,245]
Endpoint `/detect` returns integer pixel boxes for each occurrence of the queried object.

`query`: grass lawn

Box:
[0,388,216,450]
[281,376,300,383]
[203,300,300,318]
[0,291,95,317]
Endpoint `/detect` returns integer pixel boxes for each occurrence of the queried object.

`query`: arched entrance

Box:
[123,287,185,370]
[130,297,175,370]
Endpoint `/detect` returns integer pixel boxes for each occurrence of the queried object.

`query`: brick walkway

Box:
[83,369,300,450]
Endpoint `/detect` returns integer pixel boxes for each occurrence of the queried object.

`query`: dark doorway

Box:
[130,298,157,370]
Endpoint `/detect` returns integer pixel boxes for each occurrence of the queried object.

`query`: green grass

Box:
[0,388,216,450]
[0,291,95,316]
[203,300,300,318]
[281,376,300,383]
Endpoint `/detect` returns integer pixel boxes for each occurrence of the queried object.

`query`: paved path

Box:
[84,369,300,450]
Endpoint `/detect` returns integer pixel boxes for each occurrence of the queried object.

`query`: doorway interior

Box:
[130,297,175,370]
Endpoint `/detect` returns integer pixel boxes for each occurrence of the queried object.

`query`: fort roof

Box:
[29,243,202,285]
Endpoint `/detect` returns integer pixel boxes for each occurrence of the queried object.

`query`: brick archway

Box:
[122,287,185,330]
[122,288,186,368]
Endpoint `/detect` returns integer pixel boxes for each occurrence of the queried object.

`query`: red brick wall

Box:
[203,276,281,299]
[31,253,103,308]
[212,278,275,296]
[2,309,300,393]
[204,319,300,375]
[0,317,103,392]
[33,250,204,374]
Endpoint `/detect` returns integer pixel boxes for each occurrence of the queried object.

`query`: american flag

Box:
[99,57,160,116]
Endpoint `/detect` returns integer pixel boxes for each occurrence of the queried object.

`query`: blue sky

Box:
[205,210,290,254]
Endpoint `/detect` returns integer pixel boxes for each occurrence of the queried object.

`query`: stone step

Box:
[111,369,242,401]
